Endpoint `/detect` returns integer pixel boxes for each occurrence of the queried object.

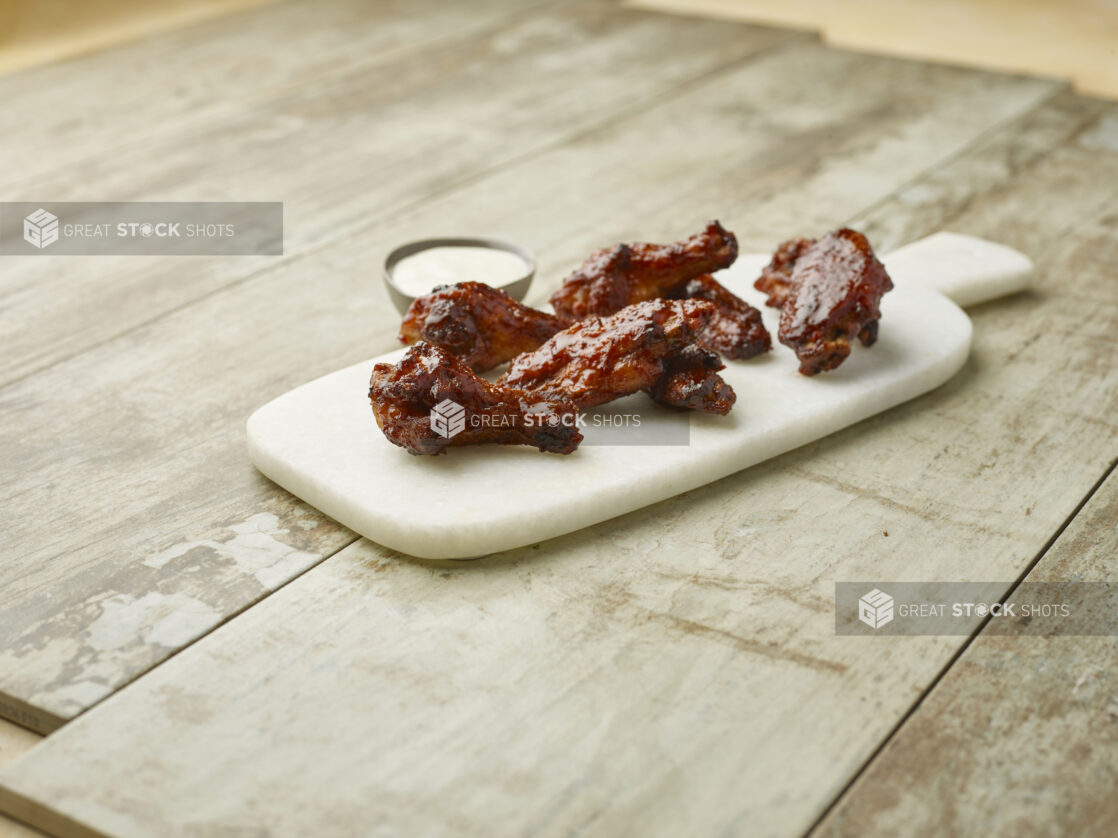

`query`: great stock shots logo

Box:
[837,581,1111,636]
[430,399,466,439]
[425,396,690,446]
[3,202,282,255]
[857,588,894,629]
[23,208,59,249]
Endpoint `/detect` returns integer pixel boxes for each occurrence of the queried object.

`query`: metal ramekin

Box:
[383,237,537,314]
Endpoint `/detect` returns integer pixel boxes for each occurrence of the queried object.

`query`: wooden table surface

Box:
[0,1,1115,836]
[628,0,1118,99]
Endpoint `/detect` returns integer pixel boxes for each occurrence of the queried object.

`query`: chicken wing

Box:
[549,221,739,320]
[647,344,736,415]
[500,299,734,412]
[753,236,814,309]
[398,281,568,372]
[773,228,894,376]
[369,342,583,455]
[667,273,771,360]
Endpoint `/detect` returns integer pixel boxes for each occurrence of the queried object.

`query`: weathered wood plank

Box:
[813,463,1118,838]
[0,43,1058,732]
[0,0,791,387]
[853,94,1118,252]
[626,0,1118,98]
[0,721,40,838]
[1,87,1115,837]
[0,0,546,182]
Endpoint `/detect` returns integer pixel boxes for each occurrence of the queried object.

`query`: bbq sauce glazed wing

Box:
[549,221,739,320]
[398,281,568,372]
[499,299,734,412]
[369,342,583,455]
[647,344,736,415]
[776,228,894,376]
[667,274,771,360]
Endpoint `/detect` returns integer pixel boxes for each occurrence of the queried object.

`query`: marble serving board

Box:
[247,232,1031,559]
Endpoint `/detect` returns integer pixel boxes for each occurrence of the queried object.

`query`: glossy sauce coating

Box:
[370,342,583,455]
[668,273,771,360]
[773,228,894,376]
[647,343,736,414]
[549,221,739,321]
[500,299,734,412]
[398,281,568,372]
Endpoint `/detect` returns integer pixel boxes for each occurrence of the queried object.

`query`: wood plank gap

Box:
[801,454,1118,838]
[0,716,43,837]
[0,697,51,746]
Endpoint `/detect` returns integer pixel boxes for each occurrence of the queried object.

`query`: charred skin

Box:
[753,236,815,309]
[369,342,582,456]
[667,273,771,360]
[767,228,894,376]
[647,343,736,415]
[398,281,569,372]
[549,221,739,321]
[500,299,734,413]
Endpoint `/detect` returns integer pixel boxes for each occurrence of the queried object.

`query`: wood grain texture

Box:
[0,0,545,182]
[0,0,786,388]
[626,0,1118,99]
[1,87,1115,838]
[0,36,1057,731]
[0,0,540,384]
[814,465,1118,838]
[0,2,803,733]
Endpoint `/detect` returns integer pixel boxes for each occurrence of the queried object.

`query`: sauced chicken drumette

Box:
[549,221,740,321]
[398,281,569,372]
[755,228,893,376]
[369,342,583,456]
[666,273,771,360]
[499,299,734,412]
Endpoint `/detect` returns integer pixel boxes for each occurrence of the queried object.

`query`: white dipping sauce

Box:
[392,246,528,297]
